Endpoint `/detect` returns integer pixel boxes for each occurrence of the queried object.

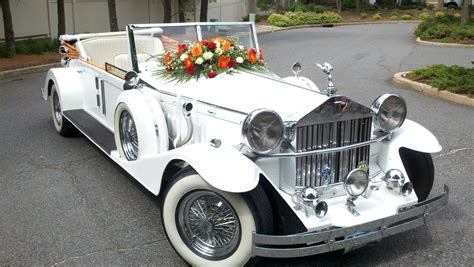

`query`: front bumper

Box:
[252,185,449,258]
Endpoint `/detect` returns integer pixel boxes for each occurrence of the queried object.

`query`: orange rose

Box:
[248,49,257,63]
[184,56,193,68]
[212,37,223,43]
[192,44,203,57]
[218,55,230,69]
[222,40,231,52]
[165,52,171,64]
[259,48,264,61]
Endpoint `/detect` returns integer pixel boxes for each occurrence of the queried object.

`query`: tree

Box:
[1,0,15,55]
[57,0,65,38]
[336,0,342,13]
[437,0,444,10]
[200,0,209,22]
[355,0,360,15]
[179,0,185,22]
[163,0,171,22]
[460,0,471,25]
[107,0,119,31]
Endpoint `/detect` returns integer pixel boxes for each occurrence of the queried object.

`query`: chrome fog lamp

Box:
[242,109,284,154]
[371,94,407,133]
[314,201,328,218]
[384,169,413,196]
[344,169,369,197]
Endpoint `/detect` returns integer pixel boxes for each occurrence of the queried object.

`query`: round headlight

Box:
[344,169,369,197]
[371,94,407,133]
[242,109,284,154]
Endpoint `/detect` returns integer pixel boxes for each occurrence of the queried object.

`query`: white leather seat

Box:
[79,36,164,69]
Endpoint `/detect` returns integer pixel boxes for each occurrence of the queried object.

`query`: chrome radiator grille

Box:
[295,117,372,188]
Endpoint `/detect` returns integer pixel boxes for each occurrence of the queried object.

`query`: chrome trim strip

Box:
[251,185,449,258]
[259,134,389,158]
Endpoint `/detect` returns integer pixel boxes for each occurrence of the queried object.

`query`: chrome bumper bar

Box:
[252,185,449,258]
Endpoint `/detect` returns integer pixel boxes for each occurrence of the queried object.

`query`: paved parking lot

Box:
[0,23,473,265]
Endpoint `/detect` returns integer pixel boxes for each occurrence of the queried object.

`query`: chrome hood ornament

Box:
[316,62,337,96]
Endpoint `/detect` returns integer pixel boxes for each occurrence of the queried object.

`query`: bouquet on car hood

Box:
[156,36,267,82]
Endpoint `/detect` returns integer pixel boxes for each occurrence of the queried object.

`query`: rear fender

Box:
[43,68,84,110]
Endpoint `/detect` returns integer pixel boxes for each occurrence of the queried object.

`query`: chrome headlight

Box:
[344,169,369,197]
[242,109,284,154]
[371,94,407,133]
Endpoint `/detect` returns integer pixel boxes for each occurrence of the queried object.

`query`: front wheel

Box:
[161,170,267,266]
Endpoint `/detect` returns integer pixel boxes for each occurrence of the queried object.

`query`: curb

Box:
[0,63,61,80]
[257,20,420,34]
[415,37,474,48]
[393,71,473,107]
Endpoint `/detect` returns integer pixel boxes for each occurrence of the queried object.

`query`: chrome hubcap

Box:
[53,91,62,126]
[119,110,138,160]
[177,190,241,260]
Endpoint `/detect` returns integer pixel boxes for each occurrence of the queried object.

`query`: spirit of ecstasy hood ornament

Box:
[316,62,337,96]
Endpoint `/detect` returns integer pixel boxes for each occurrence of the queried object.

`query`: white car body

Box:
[42,22,448,265]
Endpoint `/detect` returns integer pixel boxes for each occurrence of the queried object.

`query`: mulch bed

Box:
[0,52,61,72]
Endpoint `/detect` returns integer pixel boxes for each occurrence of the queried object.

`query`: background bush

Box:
[391,15,398,20]
[401,14,412,20]
[415,14,474,44]
[419,12,430,20]
[0,38,58,58]
[373,13,382,20]
[268,11,341,27]
[286,2,327,13]
[407,64,474,96]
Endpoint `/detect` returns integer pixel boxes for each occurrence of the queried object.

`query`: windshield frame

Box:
[126,22,259,73]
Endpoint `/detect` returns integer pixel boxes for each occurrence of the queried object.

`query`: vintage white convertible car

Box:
[42,22,448,266]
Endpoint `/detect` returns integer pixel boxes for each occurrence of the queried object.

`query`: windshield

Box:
[127,22,258,73]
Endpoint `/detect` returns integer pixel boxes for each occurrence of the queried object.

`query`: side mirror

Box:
[123,71,140,90]
[292,62,302,78]
[58,45,68,55]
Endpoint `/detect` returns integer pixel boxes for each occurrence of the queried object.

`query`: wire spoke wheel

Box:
[176,190,241,260]
[119,110,139,160]
[52,91,62,126]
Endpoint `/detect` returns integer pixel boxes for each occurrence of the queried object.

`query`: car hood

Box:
[140,70,330,120]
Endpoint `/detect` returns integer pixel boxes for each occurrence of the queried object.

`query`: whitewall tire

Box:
[162,170,256,266]
[50,84,77,137]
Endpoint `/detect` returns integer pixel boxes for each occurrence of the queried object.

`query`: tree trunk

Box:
[57,0,66,38]
[437,0,444,10]
[178,0,185,22]
[355,0,360,14]
[200,0,208,22]
[107,0,119,31]
[336,0,342,13]
[460,0,470,25]
[1,0,15,55]
[163,0,171,22]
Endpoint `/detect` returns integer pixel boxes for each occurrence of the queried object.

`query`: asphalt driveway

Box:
[1,23,473,265]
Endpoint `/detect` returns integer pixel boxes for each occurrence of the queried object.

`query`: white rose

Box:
[180,53,188,61]
[214,41,220,47]
[215,48,223,55]
[195,57,204,65]
[203,52,213,61]
[236,56,244,64]
[238,45,244,50]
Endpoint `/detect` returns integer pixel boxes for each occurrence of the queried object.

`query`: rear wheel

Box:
[399,147,434,201]
[50,84,78,137]
[161,169,272,266]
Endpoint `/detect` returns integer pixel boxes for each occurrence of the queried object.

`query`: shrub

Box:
[419,12,430,20]
[0,38,58,58]
[242,14,263,22]
[435,11,445,19]
[367,4,378,11]
[360,12,367,19]
[453,13,461,18]
[0,44,9,58]
[426,3,435,10]
[403,10,414,16]
[342,0,355,9]
[257,0,275,12]
[401,14,412,20]
[406,64,474,96]
[373,13,382,20]
[286,2,327,13]
[391,15,398,20]
[267,11,341,27]
[390,10,399,16]
[414,15,474,44]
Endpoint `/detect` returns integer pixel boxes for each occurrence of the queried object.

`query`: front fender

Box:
[378,119,441,179]
[110,143,261,195]
[168,143,261,193]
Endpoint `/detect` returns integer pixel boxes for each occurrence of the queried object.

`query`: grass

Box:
[406,64,474,97]
[0,38,59,58]
[414,13,474,44]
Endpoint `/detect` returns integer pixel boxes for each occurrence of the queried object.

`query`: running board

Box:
[63,109,116,154]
